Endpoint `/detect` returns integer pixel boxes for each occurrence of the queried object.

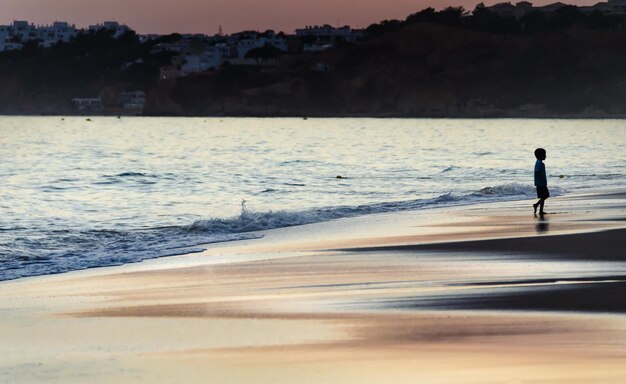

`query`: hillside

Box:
[2,9,626,117]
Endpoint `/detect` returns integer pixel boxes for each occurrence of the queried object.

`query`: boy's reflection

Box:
[535,215,549,233]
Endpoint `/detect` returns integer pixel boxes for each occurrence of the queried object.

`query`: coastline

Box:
[1,189,625,382]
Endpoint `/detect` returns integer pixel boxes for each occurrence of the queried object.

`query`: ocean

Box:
[1,117,624,281]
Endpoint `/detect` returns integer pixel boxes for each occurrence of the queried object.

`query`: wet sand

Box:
[1,191,625,383]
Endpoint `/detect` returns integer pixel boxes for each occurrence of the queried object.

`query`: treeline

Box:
[0,29,173,113]
[367,5,624,35]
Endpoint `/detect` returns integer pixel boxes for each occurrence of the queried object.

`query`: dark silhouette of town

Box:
[1,2,626,117]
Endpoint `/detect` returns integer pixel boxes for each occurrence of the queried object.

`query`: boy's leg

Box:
[539,198,546,215]
[533,199,541,213]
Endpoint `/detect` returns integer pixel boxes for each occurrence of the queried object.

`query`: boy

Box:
[533,148,549,215]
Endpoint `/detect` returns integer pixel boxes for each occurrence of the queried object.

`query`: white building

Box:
[151,40,192,54]
[38,22,78,48]
[180,54,213,74]
[0,26,11,51]
[0,21,33,51]
[0,20,77,51]
[228,31,287,58]
[295,25,362,42]
[0,19,136,52]
[235,38,267,58]
[235,37,276,59]
[0,41,22,52]
[88,21,130,38]
[10,21,38,42]
[303,43,334,52]
[0,21,35,51]
[72,98,103,112]
[163,31,287,76]
[180,44,233,74]
[0,25,11,42]
[295,24,363,52]
[138,34,160,44]
[118,91,145,109]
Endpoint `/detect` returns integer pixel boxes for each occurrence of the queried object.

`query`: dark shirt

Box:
[534,159,547,187]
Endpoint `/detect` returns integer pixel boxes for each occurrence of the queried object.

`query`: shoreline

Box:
[2,187,624,284]
[1,189,625,382]
[5,181,613,284]
[4,114,626,119]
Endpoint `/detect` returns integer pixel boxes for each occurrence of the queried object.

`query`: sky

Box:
[0,0,591,34]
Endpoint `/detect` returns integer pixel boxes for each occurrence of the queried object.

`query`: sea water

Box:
[1,117,624,280]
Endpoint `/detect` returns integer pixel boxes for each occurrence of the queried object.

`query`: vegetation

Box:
[0,30,161,114]
[370,5,624,35]
[1,7,625,116]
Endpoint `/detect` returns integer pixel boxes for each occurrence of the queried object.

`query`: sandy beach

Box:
[1,190,625,383]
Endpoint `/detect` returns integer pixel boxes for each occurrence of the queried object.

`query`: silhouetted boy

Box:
[533,148,549,215]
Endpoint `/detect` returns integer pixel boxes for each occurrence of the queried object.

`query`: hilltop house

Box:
[0,26,16,51]
[0,20,78,51]
[37,22,78,48]
[295,24,364,51]
[180,44,236,74]
[295,25,358,41]
[180,51,218,74]
[0,21,35,51]
[157,31,288,78]
[229,30,287,57]
[10,21,38,42]
[0,20,128,52]
[88,21,130,38]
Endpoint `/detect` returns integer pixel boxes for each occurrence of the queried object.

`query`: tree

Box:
[245,44,283,65]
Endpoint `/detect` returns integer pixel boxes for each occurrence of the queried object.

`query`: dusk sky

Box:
[1,0,590,34]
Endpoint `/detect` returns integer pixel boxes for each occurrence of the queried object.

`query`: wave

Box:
[0,183,541,282]
[473,183,534,196]
[0,227,259,281]
[188,183,538,235]
[115,172,154,177]
[93,172,163,186]
[441,166,458,173]
[100,172,161,179]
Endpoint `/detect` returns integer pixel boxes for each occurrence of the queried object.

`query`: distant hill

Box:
[2,7,626,117]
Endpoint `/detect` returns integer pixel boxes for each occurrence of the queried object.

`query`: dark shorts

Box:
[537,186,550,199]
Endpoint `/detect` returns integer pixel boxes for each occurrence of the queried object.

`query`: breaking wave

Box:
[0,183,544,281]
[187,183,540,235]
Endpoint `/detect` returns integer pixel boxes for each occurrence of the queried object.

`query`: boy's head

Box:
[534,148,546,160]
